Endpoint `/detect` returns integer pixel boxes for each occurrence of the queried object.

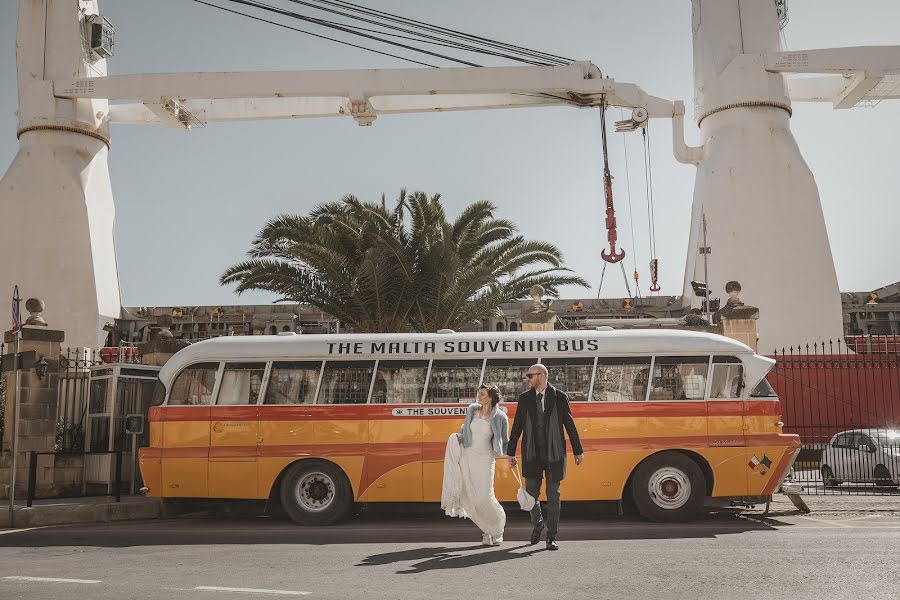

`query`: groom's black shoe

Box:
[530,524,544,545]
[546,538,559,551]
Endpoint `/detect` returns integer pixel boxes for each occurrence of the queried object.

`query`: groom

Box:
[507,363,584,550]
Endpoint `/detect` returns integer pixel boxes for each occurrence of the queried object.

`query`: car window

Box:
[833,433,851,448]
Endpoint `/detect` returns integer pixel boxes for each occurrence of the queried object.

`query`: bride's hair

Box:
[479,384,502,407]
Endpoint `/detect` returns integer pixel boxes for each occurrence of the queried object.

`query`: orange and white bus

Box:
[139,329,800,523]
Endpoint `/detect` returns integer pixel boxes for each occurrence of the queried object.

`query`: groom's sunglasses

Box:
[525,373,540,379]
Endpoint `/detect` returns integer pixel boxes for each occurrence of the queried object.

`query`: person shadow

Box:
[358,542,545,574]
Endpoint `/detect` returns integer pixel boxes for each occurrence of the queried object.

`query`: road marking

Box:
[0,527,48,535]
[3,576,102,584]
[796,516,854,528]
[193,586,311,596]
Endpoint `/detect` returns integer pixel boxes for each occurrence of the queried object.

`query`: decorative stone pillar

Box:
[520,285,558,332]
[142,316,190,367]
[2,298,64,497]
[714,281,760,352]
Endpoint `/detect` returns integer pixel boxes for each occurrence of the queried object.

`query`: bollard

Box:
[114,449,122,503]
[25,452,38,508]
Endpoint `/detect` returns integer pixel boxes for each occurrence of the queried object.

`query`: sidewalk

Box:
[766,493,900,516]
[0,494,161,528]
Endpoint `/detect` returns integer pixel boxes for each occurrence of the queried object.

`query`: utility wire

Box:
[193,0,572,68]
[191,0,441,67]
[212,0,484,66]
[282,0,558,65]
[309,0,573,64]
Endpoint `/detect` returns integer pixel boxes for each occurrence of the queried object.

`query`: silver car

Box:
[820,429,900,487]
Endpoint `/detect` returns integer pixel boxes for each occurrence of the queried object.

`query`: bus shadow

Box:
[0,507,789,550]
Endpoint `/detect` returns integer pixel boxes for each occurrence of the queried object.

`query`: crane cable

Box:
[620,108,642,301]
[643,126,661,293]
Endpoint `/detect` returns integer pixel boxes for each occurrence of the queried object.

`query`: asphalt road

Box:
[1,507,898,600]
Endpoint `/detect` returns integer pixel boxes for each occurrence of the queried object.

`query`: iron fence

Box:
[770,337,900,495]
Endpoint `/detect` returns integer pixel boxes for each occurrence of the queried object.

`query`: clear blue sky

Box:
[1,0,897,307]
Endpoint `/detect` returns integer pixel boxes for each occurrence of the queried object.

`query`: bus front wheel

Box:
[631,452,705,522]
[280,460,353,526]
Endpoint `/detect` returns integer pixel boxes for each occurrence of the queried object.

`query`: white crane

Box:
[1,0,898,350]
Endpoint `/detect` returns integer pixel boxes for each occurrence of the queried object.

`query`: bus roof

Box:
[158,329,769,387]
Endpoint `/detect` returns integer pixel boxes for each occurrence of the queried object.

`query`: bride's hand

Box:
[508,456,517,468]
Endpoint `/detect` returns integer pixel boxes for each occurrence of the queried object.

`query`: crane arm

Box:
[765,46,900,108]
[50,61,676,128]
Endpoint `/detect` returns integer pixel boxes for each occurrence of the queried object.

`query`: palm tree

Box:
[221,190,588,332]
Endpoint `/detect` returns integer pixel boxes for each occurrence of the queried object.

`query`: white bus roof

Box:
[159,329,772,387]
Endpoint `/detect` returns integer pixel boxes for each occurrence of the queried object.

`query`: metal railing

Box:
[25,449,124,507]
[770,337,900,496]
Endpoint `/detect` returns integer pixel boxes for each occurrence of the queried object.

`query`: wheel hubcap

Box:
[295,472,335,512]
[648,467,691,510]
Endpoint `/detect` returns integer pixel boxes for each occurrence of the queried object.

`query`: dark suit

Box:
[506,385,583,537]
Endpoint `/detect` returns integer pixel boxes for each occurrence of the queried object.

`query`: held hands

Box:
[574,453,585,466]
[507,456,518,468]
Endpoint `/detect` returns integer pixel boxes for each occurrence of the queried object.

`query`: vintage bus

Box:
[139,329,800,523]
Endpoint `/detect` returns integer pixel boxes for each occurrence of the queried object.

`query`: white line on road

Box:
[3,576,102,584]
[193,586,311,596]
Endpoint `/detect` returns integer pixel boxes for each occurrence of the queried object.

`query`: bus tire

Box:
[630,452,705,522]
[279,460,353,526]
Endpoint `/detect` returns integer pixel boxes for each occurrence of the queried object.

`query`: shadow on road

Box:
[358,543,545,573]
[0,504,790,549]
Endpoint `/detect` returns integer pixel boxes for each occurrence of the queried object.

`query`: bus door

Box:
[420,359,484,501]
[365,360,429,501]
[707,357,749,494]
[646,356,710,446]
[208,362,266,499]
[161,363,217,498]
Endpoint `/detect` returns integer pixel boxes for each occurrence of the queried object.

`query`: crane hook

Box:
[649,258,661,292]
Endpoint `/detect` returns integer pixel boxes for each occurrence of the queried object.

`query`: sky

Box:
[1,0,898,308]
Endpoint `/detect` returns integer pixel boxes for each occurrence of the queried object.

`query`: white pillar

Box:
[683,0,844,352]
[0,1,121,350]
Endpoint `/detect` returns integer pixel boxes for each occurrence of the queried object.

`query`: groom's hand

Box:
[574,454,584,466]
[507,456,518,468]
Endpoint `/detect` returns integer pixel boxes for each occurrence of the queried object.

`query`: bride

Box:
[441,384,509,545]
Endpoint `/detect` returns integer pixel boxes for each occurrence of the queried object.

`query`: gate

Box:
[770,337,900,495]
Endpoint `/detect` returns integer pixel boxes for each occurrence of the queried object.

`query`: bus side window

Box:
[168,363,218,406]
[542,358,593,402]
[318,360,375,404]
[592,358,652,402]
[371,360,429,404]
[425,360,483,404]
[264,361,321,405]
[709,356,744,399]
[649,357,710,401]
[216,363,267,405]
[483,358,537,403]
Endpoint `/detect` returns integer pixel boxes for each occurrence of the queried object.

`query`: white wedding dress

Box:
[442,417,506,540]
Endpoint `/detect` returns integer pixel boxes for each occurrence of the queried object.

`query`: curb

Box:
[0,499,162,528]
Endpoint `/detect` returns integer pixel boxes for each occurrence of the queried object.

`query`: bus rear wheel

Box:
[631,452,705,522]
[280,460,353,526]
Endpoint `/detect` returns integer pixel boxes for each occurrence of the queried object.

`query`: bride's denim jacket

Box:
[459,403,510,458]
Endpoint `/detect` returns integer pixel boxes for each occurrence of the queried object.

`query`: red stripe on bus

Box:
[148,433,799,461]
[151,400,782,422]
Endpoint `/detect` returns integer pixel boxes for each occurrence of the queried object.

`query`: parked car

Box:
[820,429,900,487]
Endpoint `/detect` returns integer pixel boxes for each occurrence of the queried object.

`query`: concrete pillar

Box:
[519,285,558,332]
[2,299,64,497]
[714,281,760,352]
[682,0,844,352]
[0,1,121,350]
